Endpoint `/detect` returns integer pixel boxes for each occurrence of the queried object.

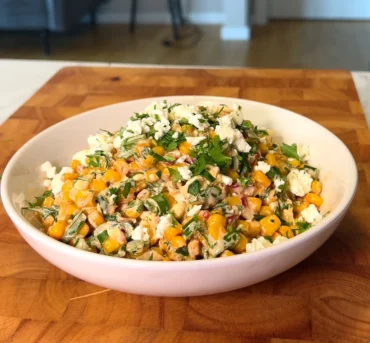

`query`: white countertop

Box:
[0,59,369,127]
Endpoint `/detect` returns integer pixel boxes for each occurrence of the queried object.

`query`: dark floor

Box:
[1,20,370,70]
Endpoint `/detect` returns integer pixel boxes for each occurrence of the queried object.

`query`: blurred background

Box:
[1,0,370,70]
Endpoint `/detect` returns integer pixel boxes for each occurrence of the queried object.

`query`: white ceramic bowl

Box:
[1,96,357,296]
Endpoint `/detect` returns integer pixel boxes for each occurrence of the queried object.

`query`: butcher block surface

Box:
[0,67,369,343]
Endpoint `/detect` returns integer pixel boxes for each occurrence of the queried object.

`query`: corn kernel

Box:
[207,214,227,228]
[152,146,165,156]
[103,237,120,253]
[179,141,191,155]
[303,193,323,207]
[247,197,262,213]
[232,234,248,254]
[265,153,277,167]
[311,180,322,195]
[48,221,67,240]
[220,250,234,257]
[260,215,281,236]
[208,224,227,240]
[253,171,271,188]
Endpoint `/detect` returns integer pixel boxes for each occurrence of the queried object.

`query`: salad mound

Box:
[23,100,324,261]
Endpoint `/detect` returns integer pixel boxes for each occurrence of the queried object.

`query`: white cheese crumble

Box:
[50,166,74,195]
[113,136,124,149]
[72,149,91,167]
[246,235,288,253]
[273,177,285,193]
[87,132,113,156]
[231,103,243,125]
[131,225,150,241]
[186,136,206,146]
[215,115,251,153]
[217,174,233,186]
[41,161,56,179]
[297,145,310,161]
[176,155,187,163]
[172,105,209,131]
[187,205,202,217]
[301,204,322,225]
[172,132,179,139]
[269,201,279,212]
[43,180,51,188]
[287,169,313,197]
[246,237,272,252]
[178,166,193,180]
[273,236,289,245]
[156,214,173,239]
[255,161,271,174]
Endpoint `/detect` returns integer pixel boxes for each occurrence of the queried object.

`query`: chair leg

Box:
[130,0,138,33]
[174,0,185,26]
[168,0,180,40]
[41,29,50,55]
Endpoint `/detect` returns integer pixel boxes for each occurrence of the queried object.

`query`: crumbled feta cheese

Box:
[176,155,187,163]
[273,236,289,245]
[131,225,150,241]
[301,204,322,225]
[287,169,313,197]
[255,161,271,174]
[246,237,273,253]
[273,177,285,193]
[43,179,51,188]
[87,132,113,155]
[74,238,90,251]
[51,167,74,195]
[231,103,243,125]
[156,214,173,239]
[41,161,56,179]
[186,136,206,146]
[172,105,209,130]
[269,201,278,212]
[172,132,179,139]
[113,136,124,149]
[178,166,193,181]
[187,205,202,217]
[215,115,251,153]
[72,149,91,167]
[41,161,52,172]
[298,145,310,161]
[217,174,233,186]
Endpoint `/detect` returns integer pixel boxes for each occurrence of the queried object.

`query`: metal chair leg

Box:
[174,0,185,26]
[168,0,180,40]
[41,29,50,55]
[130,0,138,33]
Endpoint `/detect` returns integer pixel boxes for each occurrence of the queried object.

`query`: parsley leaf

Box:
[202,170,215,182]
[191,154,207,176]
[176,246,189,256]
[281,143,300,160]
[169,168,182,182]
[266,166,281,179]
[188,180,201,196]
[168,103,181,112]
[208,136,232,167]
[28,190,52,208]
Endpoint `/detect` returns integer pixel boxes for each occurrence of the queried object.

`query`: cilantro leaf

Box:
[169,168,182,183]
[240,176,252,187]
[188,180,201,196]
[208,136,232,167]
[191,154,207,176]
[281,143,300,160]
[176,246,189,256]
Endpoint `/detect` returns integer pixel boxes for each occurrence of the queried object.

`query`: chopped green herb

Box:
[176,246,189,256]
[281,143,300,160]
[191,154,207,175]
[99,129,114,136]
[188,180,201,196]
[208,136,232,167]
[168,103,181,112]
[202,170,215,182]
[264,236,273,243]
[169,168,182,183]
[240,176,252,187]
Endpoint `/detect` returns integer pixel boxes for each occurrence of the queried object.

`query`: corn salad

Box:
[22,100,325,261]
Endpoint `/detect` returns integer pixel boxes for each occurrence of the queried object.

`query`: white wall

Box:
[270,0,370,19]
[98,0,224,24]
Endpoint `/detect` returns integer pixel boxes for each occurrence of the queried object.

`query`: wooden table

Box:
[0,67,369,343]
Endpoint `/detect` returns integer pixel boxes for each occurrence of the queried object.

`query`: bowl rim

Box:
[1,95,358,270]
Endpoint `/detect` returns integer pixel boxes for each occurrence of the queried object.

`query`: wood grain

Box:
[0,67,369,343]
